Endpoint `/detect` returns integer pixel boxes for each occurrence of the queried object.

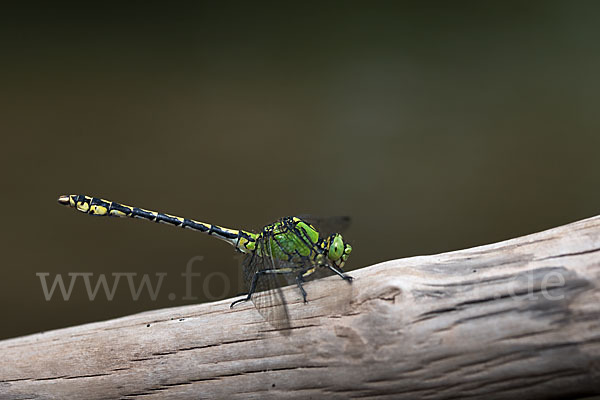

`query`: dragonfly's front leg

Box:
[326,264,353,282]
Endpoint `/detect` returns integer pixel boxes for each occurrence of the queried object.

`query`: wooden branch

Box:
[2,216,600,399]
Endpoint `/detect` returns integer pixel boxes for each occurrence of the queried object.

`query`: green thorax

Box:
[255,217,324,263]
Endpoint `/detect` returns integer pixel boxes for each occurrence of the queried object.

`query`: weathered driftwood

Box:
[1,216,600,400]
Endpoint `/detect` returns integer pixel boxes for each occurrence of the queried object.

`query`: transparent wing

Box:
[241,233,291,331]
[297,215,352,237]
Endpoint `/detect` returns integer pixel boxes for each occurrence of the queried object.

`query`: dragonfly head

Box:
[326,233,352,269]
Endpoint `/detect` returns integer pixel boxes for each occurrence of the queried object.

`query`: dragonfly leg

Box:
[230,268,294,308]
[230,295,251,308]
[326,264,354,282]
[302,267,316,279]
[295,274,308,303]
[230,269,266,308]
[294,267,318,303]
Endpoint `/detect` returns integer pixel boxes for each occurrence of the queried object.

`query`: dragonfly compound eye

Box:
[328,234,345,261]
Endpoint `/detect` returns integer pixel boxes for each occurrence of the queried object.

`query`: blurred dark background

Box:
[2,1,599,340]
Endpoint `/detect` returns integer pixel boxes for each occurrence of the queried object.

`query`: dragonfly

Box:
[57,194,353,328]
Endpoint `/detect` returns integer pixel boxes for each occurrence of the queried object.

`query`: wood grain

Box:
[1,216,599,399]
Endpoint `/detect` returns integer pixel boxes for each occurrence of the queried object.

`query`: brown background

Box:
[2,1,600,340]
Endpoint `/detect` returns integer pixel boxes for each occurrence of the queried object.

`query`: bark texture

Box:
[1,216,599,399]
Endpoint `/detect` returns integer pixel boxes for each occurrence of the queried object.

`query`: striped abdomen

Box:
[57,194,257,253]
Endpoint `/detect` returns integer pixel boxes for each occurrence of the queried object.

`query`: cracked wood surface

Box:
[1,216,600,399]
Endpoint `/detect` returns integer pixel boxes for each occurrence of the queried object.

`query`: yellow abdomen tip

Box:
[58,194,71,205]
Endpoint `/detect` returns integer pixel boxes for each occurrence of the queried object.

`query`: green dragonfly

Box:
[58,194,353,327]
